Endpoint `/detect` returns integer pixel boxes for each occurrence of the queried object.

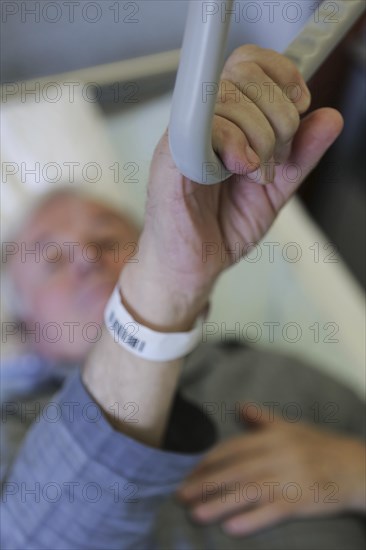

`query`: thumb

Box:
[275,107,344,194]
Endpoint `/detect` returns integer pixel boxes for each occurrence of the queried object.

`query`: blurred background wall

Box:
[1,0,314,81]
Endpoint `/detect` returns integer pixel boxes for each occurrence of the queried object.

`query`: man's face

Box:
[10,193,140,362]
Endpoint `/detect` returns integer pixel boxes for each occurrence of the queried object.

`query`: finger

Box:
[220,63,300,162]
[265,108,344,210]
[224,45,311,114]
[189,483,257,524]
[211,114,260,175]
[222,500,292,537]
[186,431,276,478]
[195,407,286,471]
[189,473,284,524]
[179,446,289,503]
[214,81,277,169]
[178,457,274,503]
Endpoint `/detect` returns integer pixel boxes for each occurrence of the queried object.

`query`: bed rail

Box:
[169,0,365,184]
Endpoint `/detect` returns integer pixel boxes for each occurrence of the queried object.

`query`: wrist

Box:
[119,262,211,333]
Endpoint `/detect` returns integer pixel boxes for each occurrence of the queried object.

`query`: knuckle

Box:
[276,108,300,143]
[222,61,263,96]
[239,61,261,81]
[217,79,240,105]
[233,43,261,59]
[267,50,300,81]
[285,58,303,83]
[299,89,312,112]
[285,68,302,88]
[225,44,261,69]
[223,60,258,82]
[282,61,306,95]
[258,126,276,159]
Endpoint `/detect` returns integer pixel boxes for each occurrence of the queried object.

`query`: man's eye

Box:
[41,251,66,271]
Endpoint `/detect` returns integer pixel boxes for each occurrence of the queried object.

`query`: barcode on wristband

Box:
[107,311,146,352]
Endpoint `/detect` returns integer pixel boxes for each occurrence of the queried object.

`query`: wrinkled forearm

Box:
[81,259,210,448]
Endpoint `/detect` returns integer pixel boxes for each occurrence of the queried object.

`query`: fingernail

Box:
[191,506,210,523]
[246,146,260,166]
[247,168,265,185]
[223,518,244,534]
[247,167,270,185]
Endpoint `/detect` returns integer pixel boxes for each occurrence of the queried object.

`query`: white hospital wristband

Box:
[104,285,209,362]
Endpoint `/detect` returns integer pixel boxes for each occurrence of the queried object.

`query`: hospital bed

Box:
[1,1,365,398]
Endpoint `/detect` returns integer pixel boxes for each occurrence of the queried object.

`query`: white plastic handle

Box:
[169,0,365,185]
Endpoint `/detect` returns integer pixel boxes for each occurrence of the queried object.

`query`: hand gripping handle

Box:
[168,0,365,185]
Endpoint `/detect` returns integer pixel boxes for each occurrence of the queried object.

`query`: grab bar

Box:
[169,0,365,185]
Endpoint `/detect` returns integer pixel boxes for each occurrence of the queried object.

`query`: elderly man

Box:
[1,45,365,549]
